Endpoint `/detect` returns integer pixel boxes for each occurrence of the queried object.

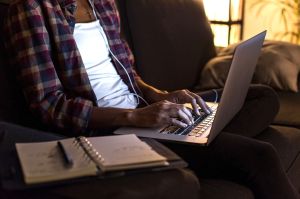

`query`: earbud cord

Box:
[212,89,218,103]
[87,0,149,106]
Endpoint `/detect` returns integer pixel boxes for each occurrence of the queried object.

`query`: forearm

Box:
[136,78,168,103]
[88,107,135,129]
[89,101,195,129]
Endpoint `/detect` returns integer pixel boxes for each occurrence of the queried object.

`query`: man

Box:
[3,0,299,198]
[3,0,212,135]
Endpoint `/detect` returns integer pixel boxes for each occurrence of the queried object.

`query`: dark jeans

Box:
[164,85,299,199]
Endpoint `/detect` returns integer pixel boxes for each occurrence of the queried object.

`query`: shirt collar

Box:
[57,0,102,6]
[57,0,77,16]
[58,0,76,7]
[58,0,77,13]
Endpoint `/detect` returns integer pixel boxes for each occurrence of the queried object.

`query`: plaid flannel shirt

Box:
[3,0,141,134]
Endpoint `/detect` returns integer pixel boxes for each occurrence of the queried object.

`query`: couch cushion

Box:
[287,153,300,193]
[256,125,300,190]
[123,0,216,91]
[197,41,300,92]
[256,125,300,170]
[274,92,300,128]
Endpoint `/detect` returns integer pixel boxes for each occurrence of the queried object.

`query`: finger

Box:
[177,90,200,116]
[200,97,212,114]
[190,98,200,116]
[170,118,188,128]
[178,109,193,125]
[182,106,194,123]
[197,97,211,114]
[168,104,193,125]
[190,92,211,114]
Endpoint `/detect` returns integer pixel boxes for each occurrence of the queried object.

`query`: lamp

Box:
[203,0,245,47]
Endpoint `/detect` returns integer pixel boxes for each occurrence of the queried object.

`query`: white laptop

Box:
[114,31,266,145]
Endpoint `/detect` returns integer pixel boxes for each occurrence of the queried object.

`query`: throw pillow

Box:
[196,41,300,92]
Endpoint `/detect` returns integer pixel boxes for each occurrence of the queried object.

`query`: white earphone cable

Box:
[212,89,218,103]
[107,48,149,105]
[87,0,149,106]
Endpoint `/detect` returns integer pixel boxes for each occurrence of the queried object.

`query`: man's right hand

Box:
[127,100,195,128]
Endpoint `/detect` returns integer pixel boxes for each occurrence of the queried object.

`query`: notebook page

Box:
[87,134,167,171]
[16,138,98,184]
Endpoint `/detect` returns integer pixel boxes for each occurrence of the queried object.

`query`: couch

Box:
[0,0,300,199]
[116,0,300,197]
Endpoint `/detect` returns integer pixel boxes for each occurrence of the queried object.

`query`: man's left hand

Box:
[153,89,212,115]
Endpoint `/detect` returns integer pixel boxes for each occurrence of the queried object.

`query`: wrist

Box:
[141,85,168,103]
[124,109,137,126]
[147,89,168,103]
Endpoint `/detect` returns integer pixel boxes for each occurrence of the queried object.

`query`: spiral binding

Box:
[75,136,105,166]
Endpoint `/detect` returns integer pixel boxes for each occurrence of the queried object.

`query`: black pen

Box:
[57,141,74,167]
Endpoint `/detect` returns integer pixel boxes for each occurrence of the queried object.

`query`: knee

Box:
[248,84,280,117]
[262,86,280,119]
[249,84,279,103]
[250,142,280,170]
[262,85,279,107]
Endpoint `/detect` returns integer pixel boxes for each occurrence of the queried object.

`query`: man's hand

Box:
[135,79,212,127]
[159,89,212,115]
[128,100,195,128]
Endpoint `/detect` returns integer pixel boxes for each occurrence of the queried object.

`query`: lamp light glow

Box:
[203,0,244,47]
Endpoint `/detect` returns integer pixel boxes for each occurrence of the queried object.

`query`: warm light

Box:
[203,0,244,47]
[203,0,242,21]
[203,0,230,21]
[211,25,229,47]
[231,0,243,21]
[246,0,299,44]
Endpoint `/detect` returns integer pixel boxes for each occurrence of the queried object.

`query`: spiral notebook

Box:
[15,134,183,185]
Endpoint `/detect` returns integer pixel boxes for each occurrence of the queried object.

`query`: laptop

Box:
[114,31,266,145]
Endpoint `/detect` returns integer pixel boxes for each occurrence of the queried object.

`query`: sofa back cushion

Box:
[0,3,18,122]
[118,0,216,91]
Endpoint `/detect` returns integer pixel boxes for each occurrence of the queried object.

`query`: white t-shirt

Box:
[73,20,138,109]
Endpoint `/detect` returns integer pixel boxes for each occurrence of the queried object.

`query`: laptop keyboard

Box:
[159,108,216,137]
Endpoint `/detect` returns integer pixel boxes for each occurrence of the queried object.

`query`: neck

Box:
[75,0,96,23]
